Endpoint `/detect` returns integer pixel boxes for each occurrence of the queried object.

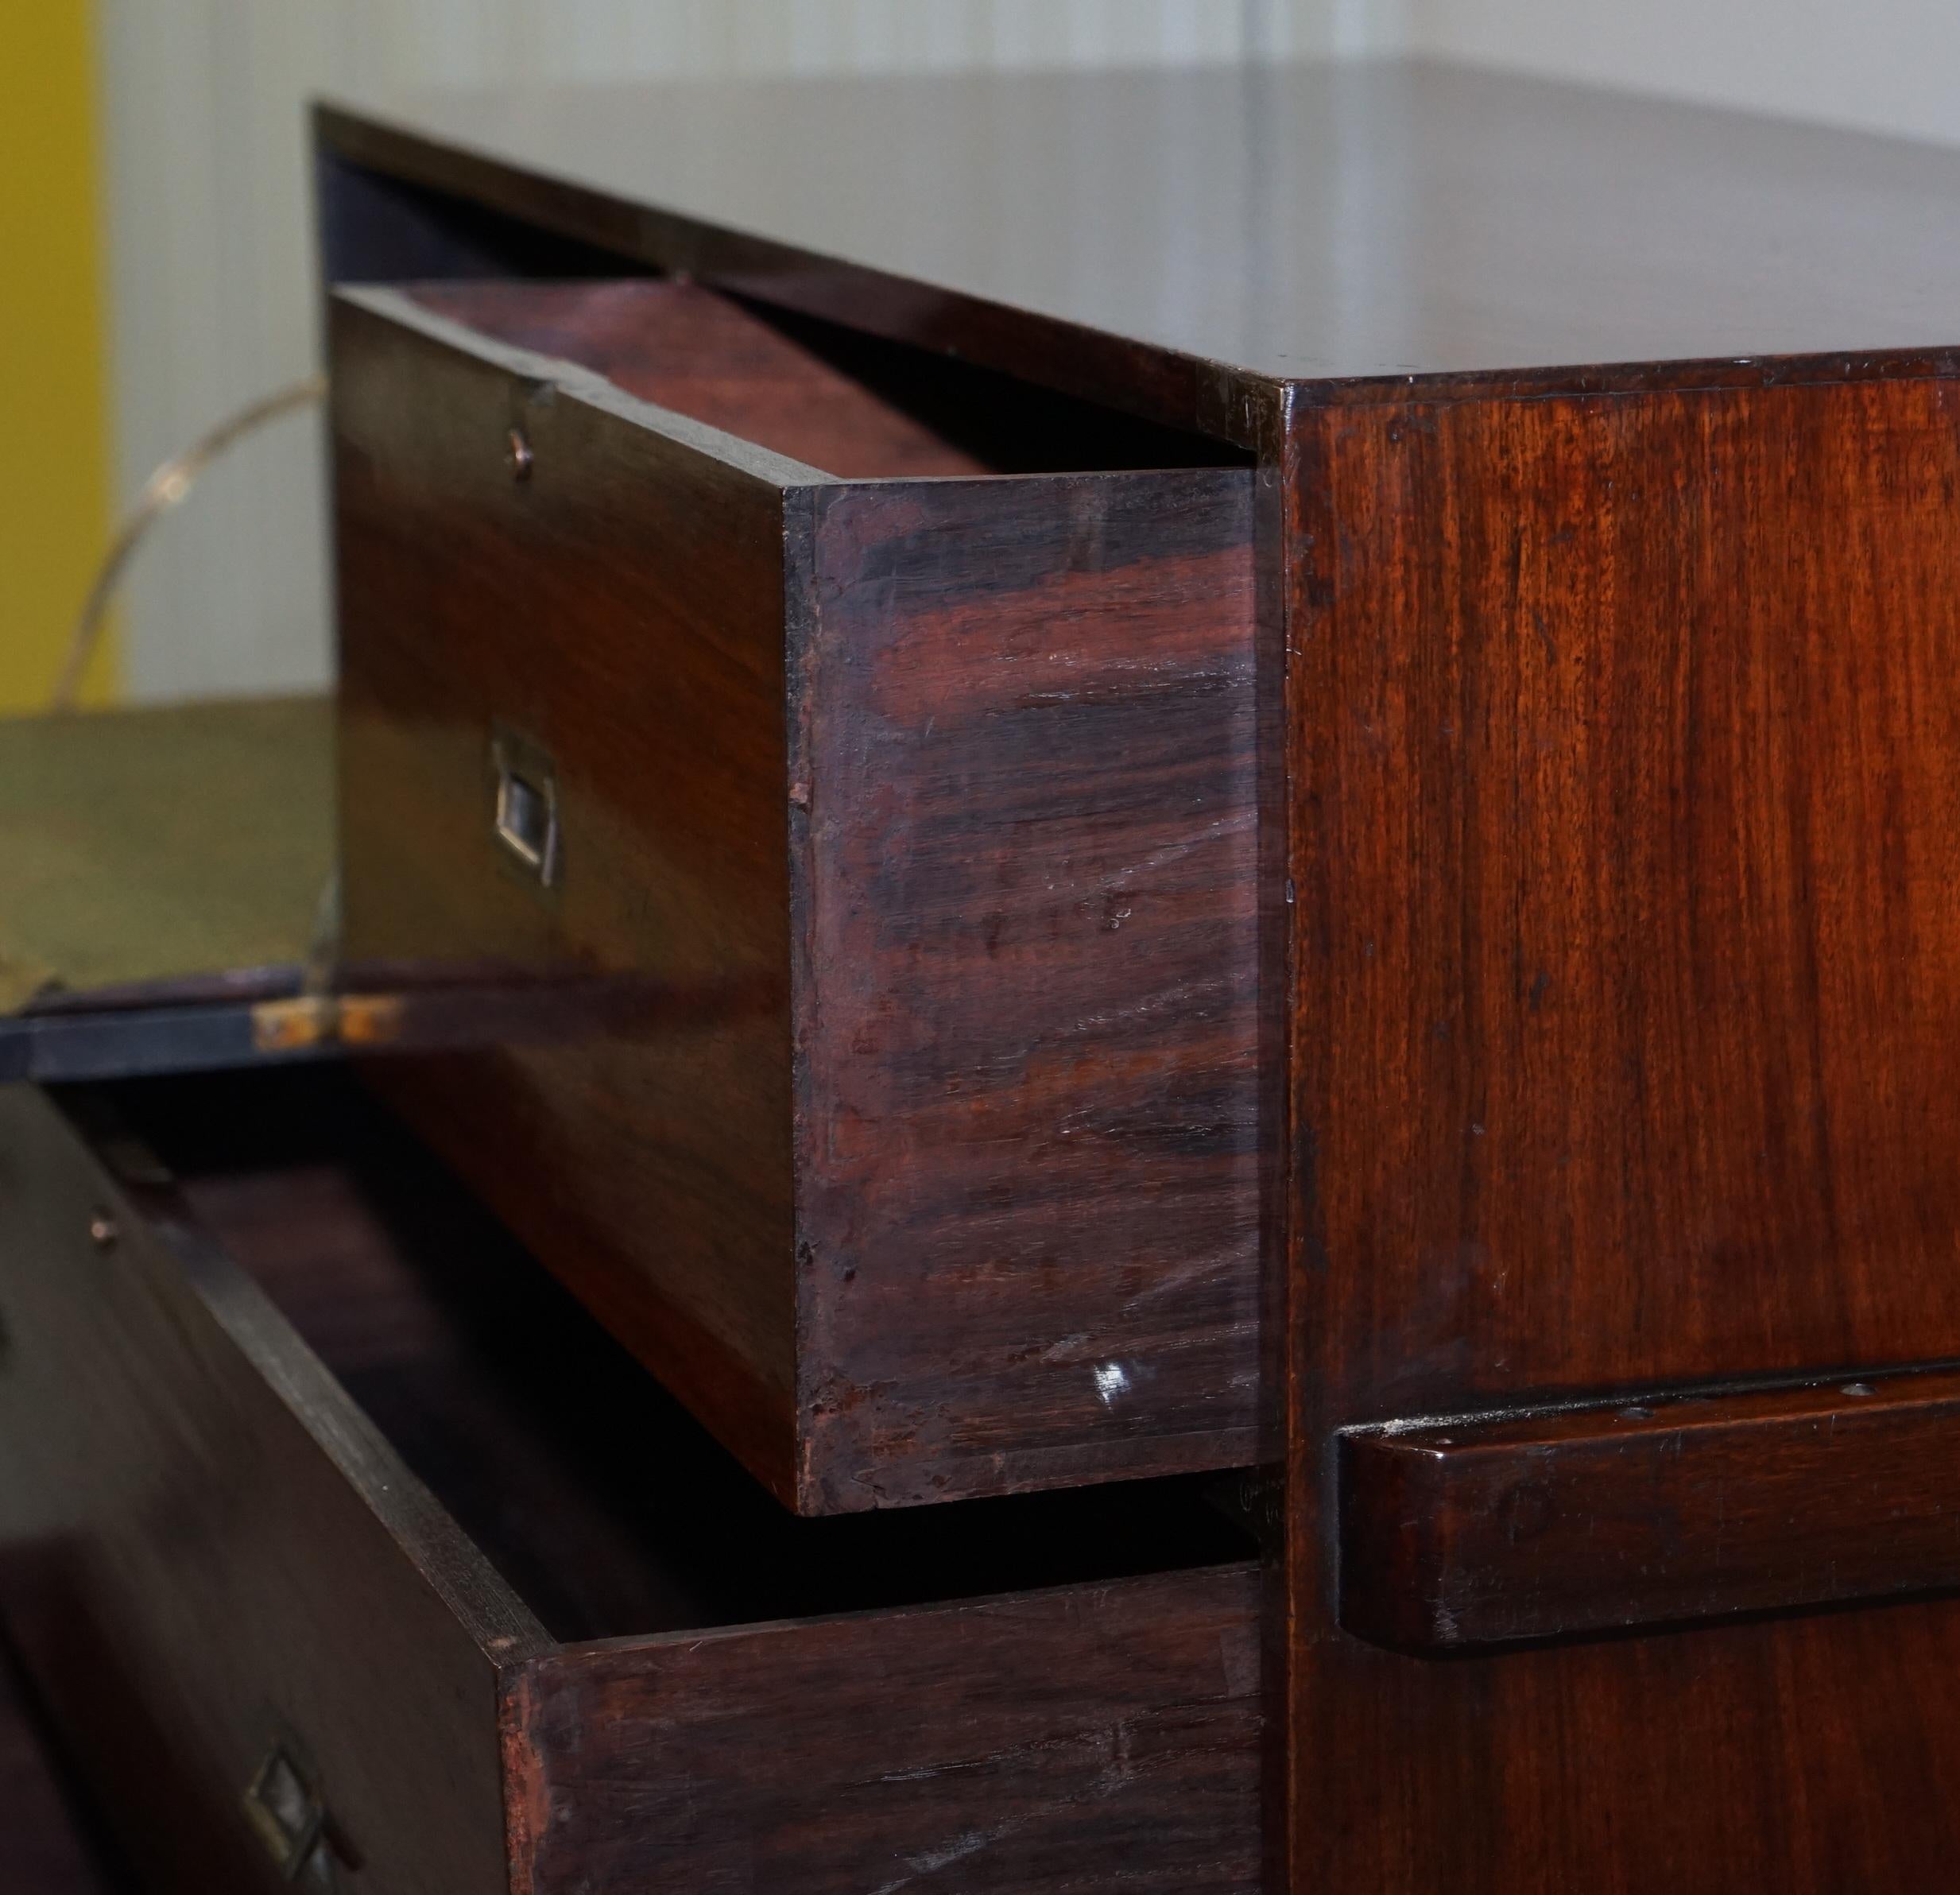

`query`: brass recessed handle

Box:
[242,1738,327,1883]
[489,723,562,888]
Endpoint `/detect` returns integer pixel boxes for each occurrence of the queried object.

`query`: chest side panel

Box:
[1285,374,1960,1891]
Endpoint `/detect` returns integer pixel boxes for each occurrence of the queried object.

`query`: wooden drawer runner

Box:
[0,1069,1261,1894]
[330,279,1260,1512]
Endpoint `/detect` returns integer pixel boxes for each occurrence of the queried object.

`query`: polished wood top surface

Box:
[322,56,1960,416]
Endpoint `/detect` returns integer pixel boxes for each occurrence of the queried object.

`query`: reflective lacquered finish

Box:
[312,60,1960,1895]
[323,56,1960,420]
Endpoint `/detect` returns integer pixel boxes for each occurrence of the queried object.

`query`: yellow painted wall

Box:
[0,1,116,709]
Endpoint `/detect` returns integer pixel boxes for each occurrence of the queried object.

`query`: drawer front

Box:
[332,284,1259,1513]
[0,1085,536,1894]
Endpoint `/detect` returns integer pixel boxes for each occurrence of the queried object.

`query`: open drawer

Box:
[330,277,1260,1512]
[0,1068,1261,1894]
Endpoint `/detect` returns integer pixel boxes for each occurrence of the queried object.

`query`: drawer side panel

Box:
[331,292,801,1497]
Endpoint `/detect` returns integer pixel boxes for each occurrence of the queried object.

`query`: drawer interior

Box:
[401,277,1247,479]
[99,1068,1253,1645]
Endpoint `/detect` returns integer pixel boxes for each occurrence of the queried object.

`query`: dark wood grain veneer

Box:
[1284,371,1960,1890]
[306,62,1960,1895]
[333,281,1258,1513]
[0,1068,1262,1893]
[792,471,1258,1506]
[318,62,1960,433]
[404,278,1233,480]
[504,1568,1261,1895]
[1339,1366,1960,1651]
[335,283,807,1496]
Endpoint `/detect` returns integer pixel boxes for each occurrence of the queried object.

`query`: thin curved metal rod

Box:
[50,373,327,711]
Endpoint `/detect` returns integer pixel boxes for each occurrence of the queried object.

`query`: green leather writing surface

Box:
[0,696,332,1013]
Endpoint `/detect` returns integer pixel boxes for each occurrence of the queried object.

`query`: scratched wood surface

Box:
[0,1067,1262,1893]
[1338,1366,1960,1651]
[334,281,1259,1512]
[505,1566,1263,1895]
[170,1068,1257,1652]
[795,472,1258,1507]
[1286,374,1960,1892]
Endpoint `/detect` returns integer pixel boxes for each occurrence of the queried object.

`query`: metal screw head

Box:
[505,427,533,481]
[87,1212,118,1252]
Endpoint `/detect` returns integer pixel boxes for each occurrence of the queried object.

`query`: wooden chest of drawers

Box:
[14,49,1960,1895]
